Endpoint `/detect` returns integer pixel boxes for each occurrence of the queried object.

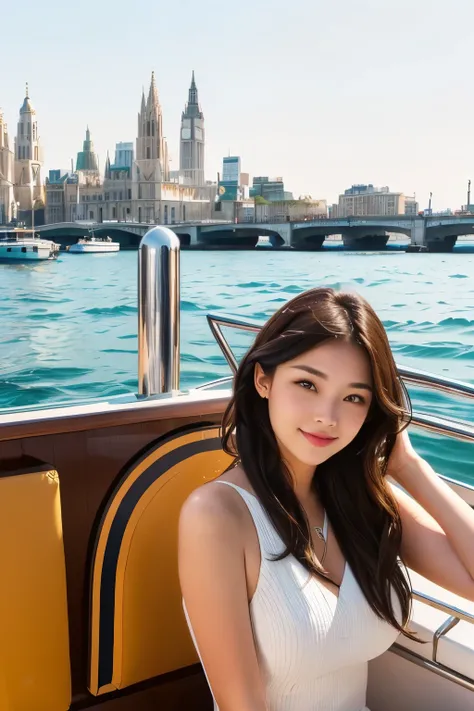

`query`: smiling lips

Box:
[300,430,338,448]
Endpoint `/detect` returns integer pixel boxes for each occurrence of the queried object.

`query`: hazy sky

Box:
[3,0,474,209]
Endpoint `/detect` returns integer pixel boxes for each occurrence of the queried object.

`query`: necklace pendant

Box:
[314,526,325,542]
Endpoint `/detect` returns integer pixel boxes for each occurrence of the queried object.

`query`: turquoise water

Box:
[1,250,473,484]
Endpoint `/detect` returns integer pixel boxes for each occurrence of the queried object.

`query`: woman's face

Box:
[254,339,373,476]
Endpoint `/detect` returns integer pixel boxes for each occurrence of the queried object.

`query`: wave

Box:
[237,281,268,288]
[0,380,65,408]
[181,352,227,365]
[392,342,474,360]
[6,366,92,382]
[101,348,136,354]
[84,305,137,316]
[281,285,304,293]
[438,317,474,329]
[27,312,65,321]
[385,317,474,333]
[20,296,73,304]
[180,300,221,311]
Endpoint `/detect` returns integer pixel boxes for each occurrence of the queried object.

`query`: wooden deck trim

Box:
[0,391,231,441]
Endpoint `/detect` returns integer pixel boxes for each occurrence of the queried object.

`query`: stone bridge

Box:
[36,215,474,251]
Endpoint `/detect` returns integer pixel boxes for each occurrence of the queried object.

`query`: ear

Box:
[254,363,272,399]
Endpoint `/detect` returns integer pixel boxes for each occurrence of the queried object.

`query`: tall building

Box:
[134,71,170,223]
[0,109,15,224]
[404,196,419,215]
[218,156,241,200]
[179,71,205,186]
[250,176,290,202]
[76,127,99,172]
[14,84,44,216]
[103,142,133,222]
[114,142,134,169]
[337,184,405,217]
[45,169,73,225]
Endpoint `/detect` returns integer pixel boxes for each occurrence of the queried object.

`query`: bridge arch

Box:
[36,222,150,249]
[198,224,286,249]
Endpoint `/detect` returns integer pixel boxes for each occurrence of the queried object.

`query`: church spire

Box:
[104,151,111,180]
[188,70,198,106]
[136,72,169,181]
[20,82,34,114]
[147,71,159,109]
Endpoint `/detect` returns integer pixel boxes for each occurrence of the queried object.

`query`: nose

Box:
[313,400,338,428]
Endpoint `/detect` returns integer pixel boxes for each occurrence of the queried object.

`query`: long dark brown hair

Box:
[222,287,418,639]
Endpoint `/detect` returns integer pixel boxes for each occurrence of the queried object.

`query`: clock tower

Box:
[179,71,205,187]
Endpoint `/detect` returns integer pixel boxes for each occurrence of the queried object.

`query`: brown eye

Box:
[345,394,365,404]
[297,380,316,391]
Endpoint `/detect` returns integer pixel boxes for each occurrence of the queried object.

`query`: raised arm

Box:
[178,486,268,711]
[388,430,474,602]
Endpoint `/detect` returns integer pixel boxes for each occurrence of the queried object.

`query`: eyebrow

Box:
[290,364,373,392]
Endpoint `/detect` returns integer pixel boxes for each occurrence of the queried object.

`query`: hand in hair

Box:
[386,429,418,485]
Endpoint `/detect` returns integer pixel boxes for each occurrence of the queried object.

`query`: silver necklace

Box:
[314,525,325,541]
[314,513,328,564]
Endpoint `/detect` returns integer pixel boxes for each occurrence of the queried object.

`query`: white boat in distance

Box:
[0,229,59,262]
[69,236,120,253]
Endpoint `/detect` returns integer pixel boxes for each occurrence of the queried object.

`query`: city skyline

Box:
[3,0,474,210]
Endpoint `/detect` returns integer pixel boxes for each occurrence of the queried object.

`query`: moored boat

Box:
[0,228,59,261]
[68,235,120,253]
[0,227,472,711]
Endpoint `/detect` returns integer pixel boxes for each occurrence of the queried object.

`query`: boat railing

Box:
[391,585,474,691]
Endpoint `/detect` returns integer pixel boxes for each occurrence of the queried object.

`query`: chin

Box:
[304,451,335,466]
[292,445,338,467]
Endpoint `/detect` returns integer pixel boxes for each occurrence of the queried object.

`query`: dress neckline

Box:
[214,480,328,538]
[213,480,347,599]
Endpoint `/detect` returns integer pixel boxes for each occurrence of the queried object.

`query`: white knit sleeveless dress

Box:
[183,481,401,711]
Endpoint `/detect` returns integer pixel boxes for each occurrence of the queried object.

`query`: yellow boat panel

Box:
[89,424,233,695]
[0,466,71,711]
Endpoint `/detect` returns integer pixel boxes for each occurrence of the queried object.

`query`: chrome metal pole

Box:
[138,226,180,396]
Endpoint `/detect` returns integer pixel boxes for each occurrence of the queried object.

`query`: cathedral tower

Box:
[14,83,44,214]
[179,71,205,186]
[135,72,169,177]
[0,109,15,223]
[134,72,170,222]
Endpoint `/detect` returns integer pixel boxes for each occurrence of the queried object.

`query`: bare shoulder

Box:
[180,478,244,529]
[180,465,255,530]
[178,481,247,563]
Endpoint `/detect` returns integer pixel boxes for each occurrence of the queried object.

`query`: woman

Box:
[178,287,474,711]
